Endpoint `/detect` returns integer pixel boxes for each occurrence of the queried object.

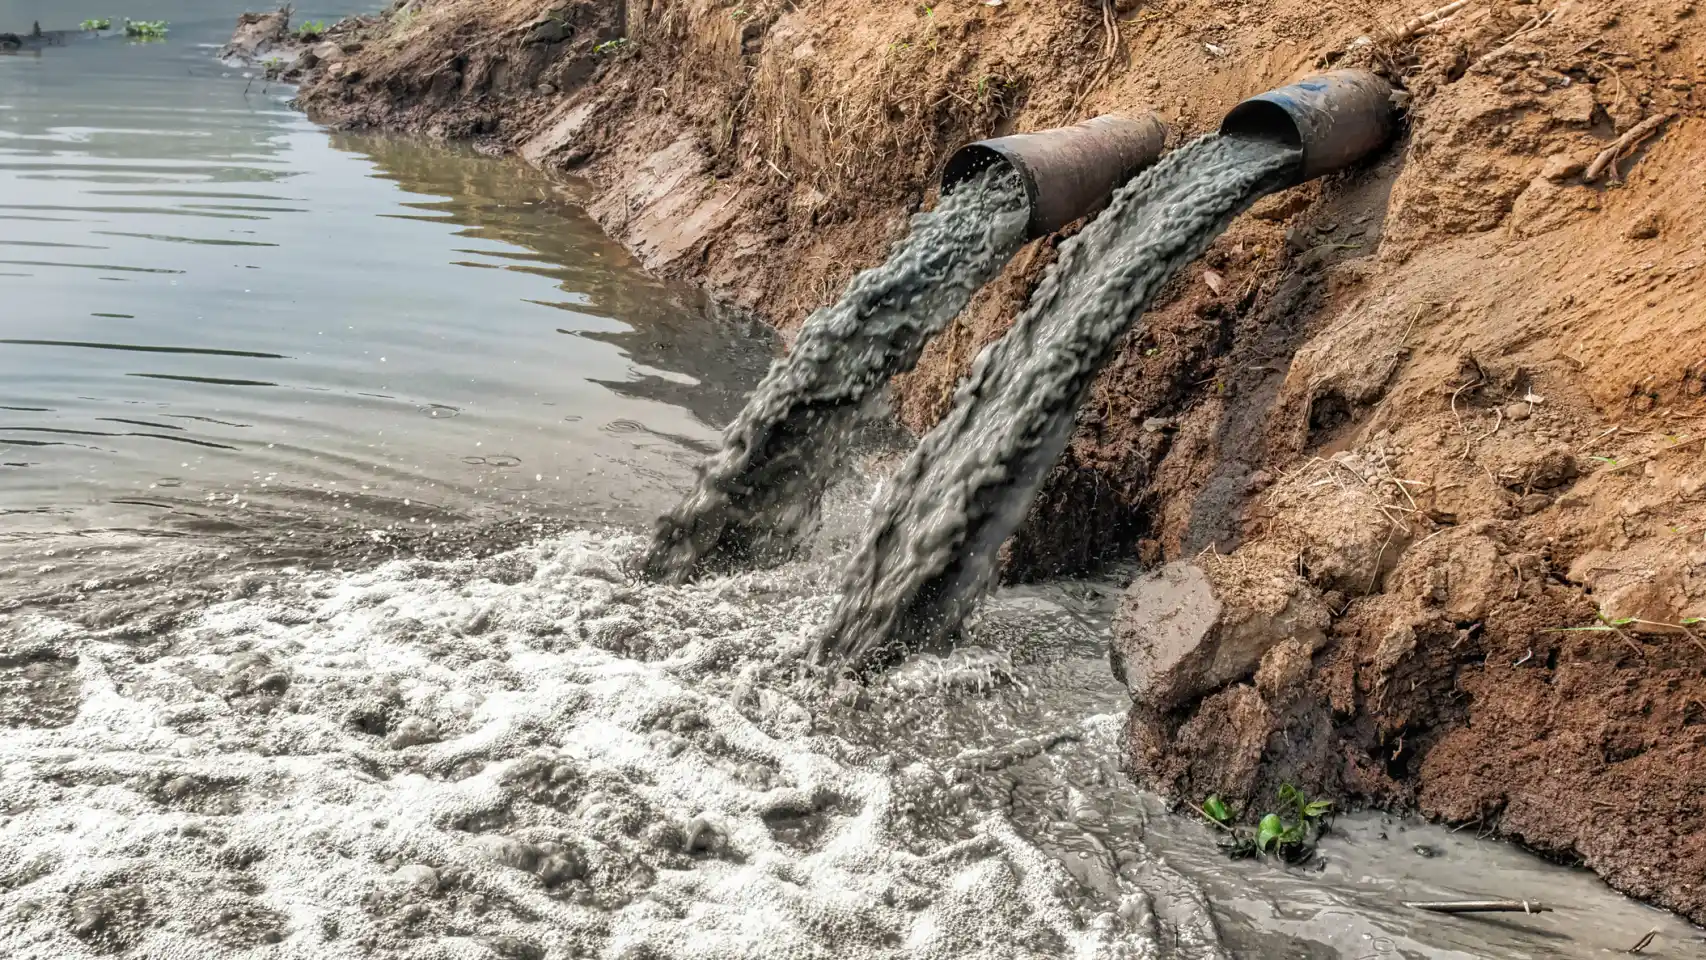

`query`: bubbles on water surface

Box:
[0,532,1175,959]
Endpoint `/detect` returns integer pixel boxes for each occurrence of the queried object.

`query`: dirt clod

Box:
[1112,552,1329,713]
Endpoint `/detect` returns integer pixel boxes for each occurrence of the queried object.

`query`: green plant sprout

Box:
[1256,785,1335,854]
[124,19,169,40]
[593,37,631,56]
[1202,785,1334,862]
[80,18,113,31]
[296,20,328,37]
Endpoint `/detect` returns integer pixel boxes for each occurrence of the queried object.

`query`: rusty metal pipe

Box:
[1219,69,1398,184]
[940,113,1168,239]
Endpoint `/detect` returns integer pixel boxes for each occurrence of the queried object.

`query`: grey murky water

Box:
[643,167,1027,584]
[818,136,1296,669]
[0,0,770,545]
[1,4,1701,959]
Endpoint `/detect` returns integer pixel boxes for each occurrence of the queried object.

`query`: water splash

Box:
[643,168,1029,583]
[814,136,1301,670]
[0,532,1186,958]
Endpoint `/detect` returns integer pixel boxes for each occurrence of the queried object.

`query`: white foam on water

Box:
[0,532,1165,959]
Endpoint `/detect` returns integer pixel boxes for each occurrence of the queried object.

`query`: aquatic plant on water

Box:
[1202,784,1335,863]
[124,19,169,41]
[80,18,113,31]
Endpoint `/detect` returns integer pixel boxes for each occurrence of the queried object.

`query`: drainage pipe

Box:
[1219,69,1398,184]
[940,113,1168,239]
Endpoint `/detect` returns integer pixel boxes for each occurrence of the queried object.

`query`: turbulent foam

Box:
[643,169,1028,584]
[0,532,1187,959]
[815,137,1301,668]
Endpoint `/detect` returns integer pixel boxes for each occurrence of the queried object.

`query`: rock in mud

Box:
[1111,551,1330,712]
[1570,554,1691,634]
[67,885,149,949]
[388,717,440,748]
[390,864,441,895]
[219,9,292,63]
[1483,439,1579,491]
[1539,153,1587,181]
[681,816,728,856]
[469,835,585,887]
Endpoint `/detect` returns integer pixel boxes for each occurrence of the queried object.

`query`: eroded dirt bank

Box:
[255,0,1706,923]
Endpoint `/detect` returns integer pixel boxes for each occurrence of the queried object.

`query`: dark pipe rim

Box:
[1219,100,1305,151]
[940,145,1040,236]
[1218,70,1398,185]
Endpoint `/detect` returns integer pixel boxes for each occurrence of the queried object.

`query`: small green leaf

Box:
[1256,814,1285,853]
[1202,796,1231,824]
[1683,617,1702,626]
[1303,799,1334,819]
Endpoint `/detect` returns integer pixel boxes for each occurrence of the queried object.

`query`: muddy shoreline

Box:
[223,0,1706,925]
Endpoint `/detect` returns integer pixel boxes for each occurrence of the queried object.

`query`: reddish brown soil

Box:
[254,0,1706,924]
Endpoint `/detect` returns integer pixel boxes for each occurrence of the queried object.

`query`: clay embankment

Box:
[255,0,1706,923]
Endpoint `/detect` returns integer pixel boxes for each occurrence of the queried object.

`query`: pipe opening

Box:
[939,114,1167,238]
[1217,70,1397,183]
[941,144,1040,236]
[941,144,1017,195]
[1219,100,1304,151]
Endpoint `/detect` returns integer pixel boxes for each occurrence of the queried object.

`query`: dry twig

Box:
[1396,0,1475,41]
[1070,0,1124,111]
[1497,6,1556,45]
[1584,112,1674,183]
[1586,57,1628,118]
[1403,899,1551,914]
[1449,372,1485,460]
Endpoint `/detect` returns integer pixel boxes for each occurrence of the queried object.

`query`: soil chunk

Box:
[1111,554,1329,712]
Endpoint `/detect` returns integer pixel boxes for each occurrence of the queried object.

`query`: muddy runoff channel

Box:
[1,19,1701,959]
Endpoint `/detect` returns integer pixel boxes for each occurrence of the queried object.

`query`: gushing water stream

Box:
[815,136,1300,669]
[643,169,1028,583]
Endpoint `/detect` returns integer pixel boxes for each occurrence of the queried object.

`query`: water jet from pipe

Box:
[643,115,1168,584]
[942,113,1169,238]
[1218,69,1398,185]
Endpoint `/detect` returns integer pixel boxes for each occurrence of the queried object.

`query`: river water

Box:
[0,0,770,546]
[2,3,1702,959]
